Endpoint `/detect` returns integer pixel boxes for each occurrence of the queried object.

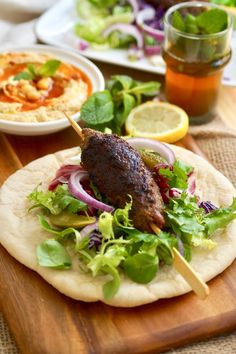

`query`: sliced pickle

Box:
[140,150,166,169]
[49,212,96,228]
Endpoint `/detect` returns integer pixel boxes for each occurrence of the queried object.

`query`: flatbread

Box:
[0,146,235,307]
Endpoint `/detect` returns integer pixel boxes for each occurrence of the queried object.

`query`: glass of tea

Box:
[162,1,234,124]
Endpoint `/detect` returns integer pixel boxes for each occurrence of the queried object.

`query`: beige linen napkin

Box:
[190,116,236,187]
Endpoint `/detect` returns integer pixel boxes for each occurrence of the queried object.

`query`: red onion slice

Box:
[144,44,161,56]
[127,0,139,16]
[136,8,165,42]
[187,171,196,195]
[68,171,114,212]
[127,137,175,165]
[48,164,83,190]
[103,23,143,48]
[80,221,98,239]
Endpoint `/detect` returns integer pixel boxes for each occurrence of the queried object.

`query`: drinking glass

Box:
[162,1,234,124]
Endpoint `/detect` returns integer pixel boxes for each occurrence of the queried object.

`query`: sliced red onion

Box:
[126,0,139,16]
[68,171,114,212]
[144,44,161,56]
[127,45,144,61]
[48,164,83,191]
[168,188,182,199]
[136,8,165,42]
[187,171,196,195]
[103,24,143,48]
[127,137,175,165]
[80,221,98,238]
[78,38,89,51]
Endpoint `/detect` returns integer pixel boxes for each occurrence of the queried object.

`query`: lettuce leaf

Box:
[28,184,87,215]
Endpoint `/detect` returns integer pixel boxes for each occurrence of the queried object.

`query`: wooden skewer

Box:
[63,111,84,142]
[151,224,209,299]
[65,113,209,300]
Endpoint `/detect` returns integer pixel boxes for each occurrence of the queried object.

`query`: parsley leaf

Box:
[159,160,193,190]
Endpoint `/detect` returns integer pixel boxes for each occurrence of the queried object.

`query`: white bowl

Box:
[0,45,105,136]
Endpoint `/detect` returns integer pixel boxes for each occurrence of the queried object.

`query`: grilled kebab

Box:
[80,128,165,232]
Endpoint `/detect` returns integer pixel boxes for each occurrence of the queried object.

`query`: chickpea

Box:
[36,77,52,91]
[19,83,40,101]
[25,89,41,101]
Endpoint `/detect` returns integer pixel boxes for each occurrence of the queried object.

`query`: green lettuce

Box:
[28,184,87,215]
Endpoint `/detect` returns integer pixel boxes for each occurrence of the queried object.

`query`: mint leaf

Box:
[38,59,61,77]
[14,59,61,81]
[106,75,134,94]
[196,8,228,34]
[185,14,199,34]
[27,64,37,79]
[37,239,72,269]
[81,74,160,133]
[114,93,136,134]
[13,71,33,81]
[80,90,114,125]
[172,11,186,32]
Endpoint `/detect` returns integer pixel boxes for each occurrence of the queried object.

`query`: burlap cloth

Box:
[1,116,236,354]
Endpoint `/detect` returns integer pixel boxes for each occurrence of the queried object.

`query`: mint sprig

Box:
[13,59,61,81]
[172,8,228,34]
[80,75,160,134]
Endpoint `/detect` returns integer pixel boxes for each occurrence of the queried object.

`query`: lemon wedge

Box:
[125,101,189,143]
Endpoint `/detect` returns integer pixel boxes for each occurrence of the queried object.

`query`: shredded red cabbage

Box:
[88,232,103,251]
[199,201,218,214]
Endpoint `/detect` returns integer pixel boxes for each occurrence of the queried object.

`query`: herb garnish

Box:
[80,75,160,134]
[13,59,61,81]
[172,8,228,34]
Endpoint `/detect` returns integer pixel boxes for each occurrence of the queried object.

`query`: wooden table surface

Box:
[0,61,236,354]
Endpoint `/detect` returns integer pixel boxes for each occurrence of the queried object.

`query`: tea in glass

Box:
[163,1,233,124]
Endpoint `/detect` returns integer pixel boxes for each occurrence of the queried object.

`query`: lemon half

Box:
[125,101,189,143]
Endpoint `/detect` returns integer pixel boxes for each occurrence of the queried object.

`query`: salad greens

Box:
[75,0,134,48]
[80,75,160,134]
[29,159,236,299]
[37,239,72,270]
[14,60,61,81]
[28,184,87,215]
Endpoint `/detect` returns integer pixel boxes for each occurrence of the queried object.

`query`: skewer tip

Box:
[63,111,84,141]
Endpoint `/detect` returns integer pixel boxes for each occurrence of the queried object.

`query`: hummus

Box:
[0,52,92,123]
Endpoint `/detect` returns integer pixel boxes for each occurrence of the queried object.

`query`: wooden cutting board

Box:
[0,129,236,354]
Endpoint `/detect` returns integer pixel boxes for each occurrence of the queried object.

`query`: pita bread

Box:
[0,145,235,307]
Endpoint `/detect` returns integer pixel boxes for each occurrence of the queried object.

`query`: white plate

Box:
[35,0,236,87]
[0,45,105,136]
